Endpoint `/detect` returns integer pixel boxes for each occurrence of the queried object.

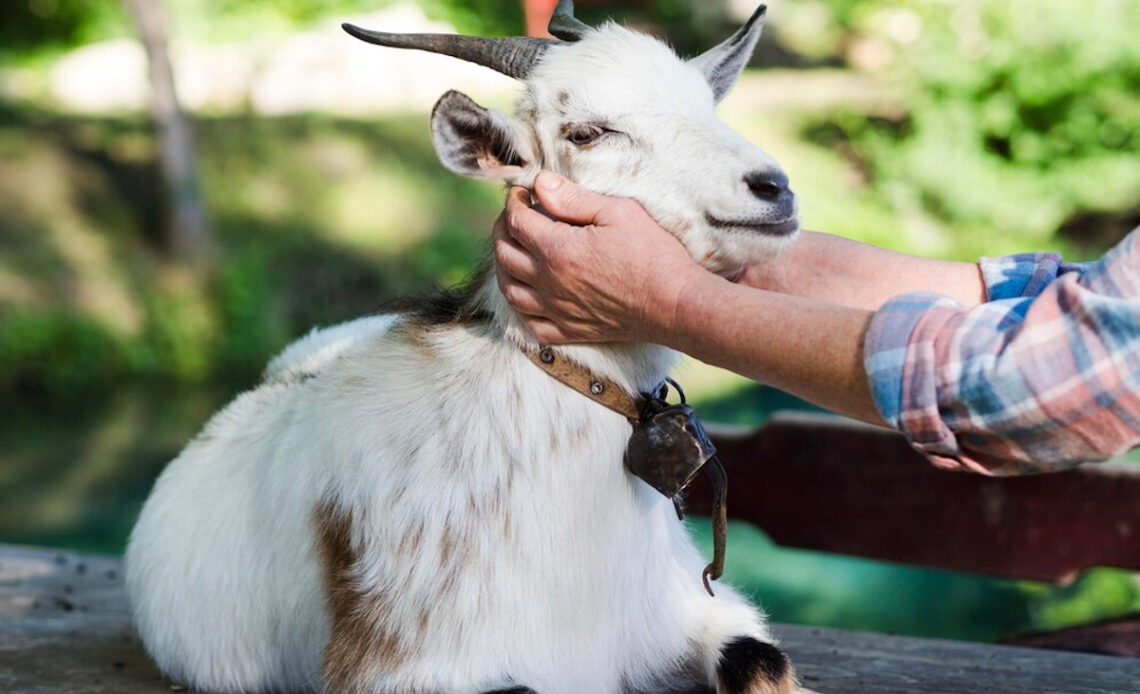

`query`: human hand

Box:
[492,171,704,344]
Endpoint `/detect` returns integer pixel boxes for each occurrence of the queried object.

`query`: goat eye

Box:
[565,124,605,146]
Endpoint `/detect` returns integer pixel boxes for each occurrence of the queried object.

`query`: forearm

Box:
[663,270,885,425]
[743,231,986,310]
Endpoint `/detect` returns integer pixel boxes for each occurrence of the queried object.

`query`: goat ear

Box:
[689,4,767,103]
[431,90,535,184]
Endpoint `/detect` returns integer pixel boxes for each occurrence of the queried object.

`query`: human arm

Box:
[495,172,1140,472]
[867,230,1140,474]
[739,230,987,310]
[493,176,885,424]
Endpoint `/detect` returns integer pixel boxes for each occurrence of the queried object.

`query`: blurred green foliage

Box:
[165,0,525,41]
[0,106,499,396]
[0,0,724,66]
[0,309,124,394]
[0,0,126,56]
[0,0,525,61]
[800,0,1140,255]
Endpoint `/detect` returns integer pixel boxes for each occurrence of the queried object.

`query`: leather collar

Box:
[524,346,646,421]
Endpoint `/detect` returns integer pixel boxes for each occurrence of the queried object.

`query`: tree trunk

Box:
[122,0,210,259]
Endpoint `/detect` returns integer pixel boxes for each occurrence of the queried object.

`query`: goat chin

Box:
[124,268,787,694]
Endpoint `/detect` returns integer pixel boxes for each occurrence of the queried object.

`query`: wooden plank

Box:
[779,623,1140,694]
[0,546,166,694]
[3,545,1139,693]
[692,413,1140,584]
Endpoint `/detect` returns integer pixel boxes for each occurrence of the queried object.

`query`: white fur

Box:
[506,25,799,275]
[127,15,796,694]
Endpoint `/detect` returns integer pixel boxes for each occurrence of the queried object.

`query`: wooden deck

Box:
[2,544,1138,693]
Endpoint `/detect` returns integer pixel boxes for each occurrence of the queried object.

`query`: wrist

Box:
[739,230,825,294]
[652,265,723,348]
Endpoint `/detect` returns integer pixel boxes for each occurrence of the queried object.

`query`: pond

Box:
[2,382,1137,643]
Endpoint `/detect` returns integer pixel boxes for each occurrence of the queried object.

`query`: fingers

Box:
[503,185,561,252]
[496,273,580,344]
[533,171,615,226]
[498,277,544,315]
[518,316,575,345]
[493,211,541,284]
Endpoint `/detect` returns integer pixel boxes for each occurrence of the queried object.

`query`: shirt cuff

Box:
[864,291,962,456]
[978,252,1068,300]
[864,291,1060,476]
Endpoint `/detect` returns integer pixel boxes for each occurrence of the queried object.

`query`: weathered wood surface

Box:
[3,545,1139,693]
[694,413,1140,584]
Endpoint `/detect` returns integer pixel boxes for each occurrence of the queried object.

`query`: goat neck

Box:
[473,276,680,398]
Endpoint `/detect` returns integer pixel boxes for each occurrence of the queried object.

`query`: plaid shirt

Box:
[864,228,1140,475]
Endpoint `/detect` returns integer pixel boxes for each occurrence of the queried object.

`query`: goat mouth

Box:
[704,213,800,237]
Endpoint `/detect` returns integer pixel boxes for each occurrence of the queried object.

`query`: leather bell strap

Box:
[524,346,645,421]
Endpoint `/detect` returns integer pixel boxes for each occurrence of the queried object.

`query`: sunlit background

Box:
[2,0,1138,644]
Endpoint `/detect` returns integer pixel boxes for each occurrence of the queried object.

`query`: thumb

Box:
[533,171,612,226]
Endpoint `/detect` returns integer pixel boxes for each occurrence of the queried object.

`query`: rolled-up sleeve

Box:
[864,230,1140,475]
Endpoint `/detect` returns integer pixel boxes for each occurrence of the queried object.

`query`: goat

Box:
[125,3,802,693]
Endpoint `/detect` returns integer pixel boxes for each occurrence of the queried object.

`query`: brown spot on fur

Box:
[556,90,570,107]
[456,527,475,568]
[313,501,403,694]
[393,321,439,359]
[440,518,457,564]
[489,485,505,517]
[387,485,407,512]
[562,423,589,454]
[398,517,426,557]
[558,147,577,180]
[439,564,462,596]
[703,250,716,262]
[725,673,797,694]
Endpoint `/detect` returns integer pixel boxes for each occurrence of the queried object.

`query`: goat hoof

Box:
[716,636,796,694]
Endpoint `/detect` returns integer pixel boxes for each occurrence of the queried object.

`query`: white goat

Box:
[125,3,802,693]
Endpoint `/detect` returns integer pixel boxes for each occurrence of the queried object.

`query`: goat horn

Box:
[342,24,554,80]
[548,0,592,42]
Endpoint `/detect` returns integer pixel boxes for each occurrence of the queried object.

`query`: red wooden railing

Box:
[694,413,1140,584]
[689,413,1140,656]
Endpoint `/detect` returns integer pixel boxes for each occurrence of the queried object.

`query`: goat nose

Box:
[744,171,791,202]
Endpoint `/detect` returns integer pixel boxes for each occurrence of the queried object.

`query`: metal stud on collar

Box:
[539,347,555,364]
[589,381,605,395]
